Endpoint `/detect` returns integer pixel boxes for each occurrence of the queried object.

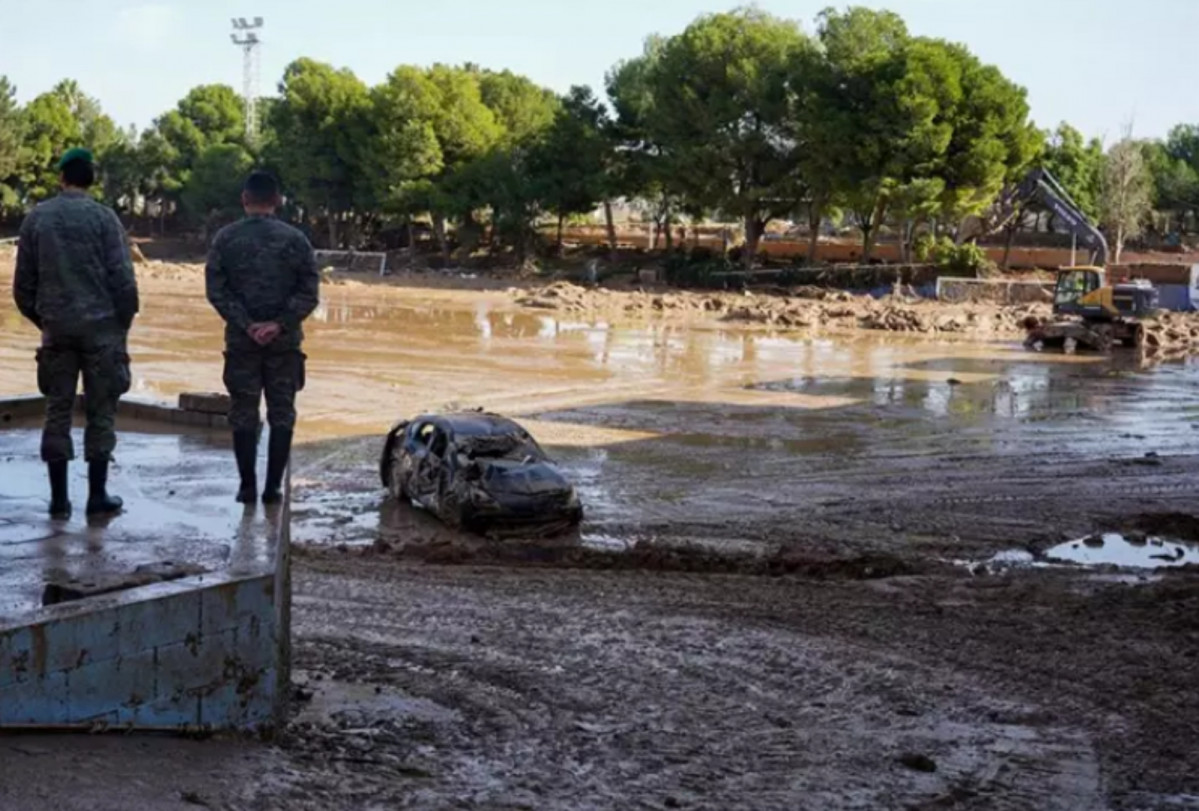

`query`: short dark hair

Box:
[61,158,96,189]
[243,170,281,206]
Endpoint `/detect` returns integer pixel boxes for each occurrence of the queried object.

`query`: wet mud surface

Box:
[2,253,1199,808]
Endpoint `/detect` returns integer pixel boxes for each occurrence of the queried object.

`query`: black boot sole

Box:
[49,503,72,520]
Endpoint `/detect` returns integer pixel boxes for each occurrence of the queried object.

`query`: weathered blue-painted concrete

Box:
[0,398,290,732]
[0,572,277,729]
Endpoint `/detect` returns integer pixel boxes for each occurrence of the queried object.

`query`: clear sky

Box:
[3,0,1196,143]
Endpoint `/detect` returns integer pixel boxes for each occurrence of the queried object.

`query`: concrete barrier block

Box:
[0,671,69,724]
[178,392,230,415]
[0,623,33,686]
[115,589,202,658]
[123,693,201,727]
[0,626,34,687]
[69,648,156,721]
[234,615,276,671]
[156,628,237,701]
[200,576,274,638]
[201,666,276,728]
[36,618,98,675]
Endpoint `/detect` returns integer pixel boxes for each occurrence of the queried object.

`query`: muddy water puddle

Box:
[959,534,1198,577]
[8,278,1199,564]
[1046,533,1199,568]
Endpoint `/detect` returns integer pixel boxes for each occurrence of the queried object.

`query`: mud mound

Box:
[307,536,918,579]
[515,281,728,317]
[863,302,1047,336]
[1127,512,1199,541]
[514,282,1050,341]
[1139,312,1199,359]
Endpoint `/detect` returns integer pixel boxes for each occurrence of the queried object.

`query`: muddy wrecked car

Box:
[380,412,583,534]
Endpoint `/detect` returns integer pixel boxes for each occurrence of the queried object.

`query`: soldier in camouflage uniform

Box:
[205,171,320,504]
[13,147,139,519]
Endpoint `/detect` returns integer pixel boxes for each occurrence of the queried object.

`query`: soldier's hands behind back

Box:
[248,322,282,346]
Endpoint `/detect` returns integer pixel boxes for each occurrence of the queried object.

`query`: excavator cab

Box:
[1053,266,1159,320]
[1053,267,1103,314]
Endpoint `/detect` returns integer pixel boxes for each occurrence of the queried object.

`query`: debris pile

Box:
[514,282,1050,340]
[1140,312,1199,359]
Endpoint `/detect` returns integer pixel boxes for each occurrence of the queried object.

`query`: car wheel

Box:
[379,427,401,489]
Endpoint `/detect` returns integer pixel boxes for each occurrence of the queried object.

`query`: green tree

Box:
[787,41,841,263]
[477,68,559,146]
[52,80,120,157]
[455,146,542,262]
[813,8,958,262]
[931,41,1040,225]
[18,91,82,202]
[427,65,506,252]
[643,9,809,267]
[97,126,145,213]
[1041,123,1103,221]
[367,66,444,234]
[268,58,374,247]
[142,84,247,225]
[0,76,24,213]
[155,84,246,168]
[606,37,678,251]
[530,85,611,251]
[1149,125,1199,234]
[1143,140,1199,235]
[181,142,255,232]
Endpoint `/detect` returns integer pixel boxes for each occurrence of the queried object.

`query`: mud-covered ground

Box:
[2,249,1199,809]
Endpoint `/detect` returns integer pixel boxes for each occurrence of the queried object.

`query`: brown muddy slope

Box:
[3,557,1194,810]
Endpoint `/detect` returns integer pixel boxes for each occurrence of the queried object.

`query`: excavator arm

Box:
[1013,168,1108,267]
[960,167,1108,267]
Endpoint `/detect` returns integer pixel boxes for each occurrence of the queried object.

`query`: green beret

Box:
[58,147,95,169]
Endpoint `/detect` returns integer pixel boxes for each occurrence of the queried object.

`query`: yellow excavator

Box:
[1007,169,1160,351]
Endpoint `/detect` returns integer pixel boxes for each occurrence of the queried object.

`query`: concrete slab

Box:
[1,407,290,731]
[0,420,277,622]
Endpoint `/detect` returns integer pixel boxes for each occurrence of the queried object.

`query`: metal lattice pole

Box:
[231,17,264,143]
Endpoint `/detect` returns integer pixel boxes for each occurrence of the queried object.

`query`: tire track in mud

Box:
[273,562,1109,811]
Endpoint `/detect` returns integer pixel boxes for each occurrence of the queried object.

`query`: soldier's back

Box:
[211,216,313,345]
[26,192,124,332]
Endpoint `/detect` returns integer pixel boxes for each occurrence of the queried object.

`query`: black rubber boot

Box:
[85,460,123,516]
[262,428,293,505]
[48,460,71,520]
[233,429,259,504]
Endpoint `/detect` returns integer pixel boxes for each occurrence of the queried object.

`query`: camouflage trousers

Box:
[37,324,131,463]
[223,347,306,431]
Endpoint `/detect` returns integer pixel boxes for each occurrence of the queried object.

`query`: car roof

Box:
[416,412,528,438]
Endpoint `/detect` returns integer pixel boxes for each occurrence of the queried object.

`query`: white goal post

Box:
[314,249,388,276]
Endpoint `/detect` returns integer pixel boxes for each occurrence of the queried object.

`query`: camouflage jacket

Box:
[13,191,139,334]
[205,215,320,351]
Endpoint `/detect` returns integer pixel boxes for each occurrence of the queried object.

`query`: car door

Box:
[408,422,450,510]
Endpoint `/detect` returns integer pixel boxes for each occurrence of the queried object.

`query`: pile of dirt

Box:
[514,281,1051,339]
[862,301,1048,335]
[514,281,726,317]
[1140,311,1199,359]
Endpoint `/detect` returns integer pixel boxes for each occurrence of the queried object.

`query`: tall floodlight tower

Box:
[230,17,264,142]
